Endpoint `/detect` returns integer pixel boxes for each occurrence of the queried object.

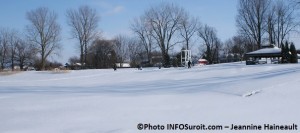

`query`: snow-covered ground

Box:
[0,62,300,133]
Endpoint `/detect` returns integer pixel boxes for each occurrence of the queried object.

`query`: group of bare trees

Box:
[129,0,300,66]
[131,3,223,66]
[1,5,101,71]
[218,0,300,63]
[141,3,186,67]
[66,6,100,68]
[237,0,299,50]
[2,1,299,70]
[86,39,116,68]
[26,7,61,70]
[1,7,62,71]
[117,0,300,66]
[65,5,145,69]
[64,5,146,69]
[0,7,62,71]
[197,25,222,64]
[77,35,143,69]
[0,28,36,70]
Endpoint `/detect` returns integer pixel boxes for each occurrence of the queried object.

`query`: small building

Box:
[198,59,208,65]
[116,63,130,68]
[68,63,83,70]
[244,46,282,65]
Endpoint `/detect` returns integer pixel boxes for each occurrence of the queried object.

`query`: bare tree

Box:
[0,32,2,69]
[197,24,221,64]
[1,28,36,70]
[15,38,36,70]
[179,13,198,50]
[131,16,154,64]
[223,35,253,60]
[26,7,61,70]
[68,56,80,65]
[237,0,270,49]
[144,3,185,67]
[113,35,130,67]
[239,0,298,48]
[0,28,9,70]
[87,39,116,68]
[223,39,234,57]
[66,5,100,68]
[127,38,143,66]
[8,30,18,71]
[0,28,20,70]
[273,0,299,47]
[266,5,277,45]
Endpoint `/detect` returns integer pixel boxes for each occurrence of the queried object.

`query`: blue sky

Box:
[0,0,238,63]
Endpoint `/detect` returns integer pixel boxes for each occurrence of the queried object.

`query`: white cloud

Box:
[102,29,133,40]
[93,1,125,16]
[111,6,124,14]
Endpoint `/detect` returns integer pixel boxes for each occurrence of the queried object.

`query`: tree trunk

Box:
[84,43,88,68]
[80,45,84,69]
[41,49,45,70]
[19,61,24,70]
[162,52,170,67]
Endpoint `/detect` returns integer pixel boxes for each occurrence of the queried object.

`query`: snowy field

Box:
[0,62,300,133]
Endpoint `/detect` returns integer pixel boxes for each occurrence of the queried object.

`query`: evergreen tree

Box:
[281,42,286,63]
[285,41,290,63]
[290,43,298,63]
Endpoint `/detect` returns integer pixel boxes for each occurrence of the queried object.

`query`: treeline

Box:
[0,28,63,71]
[68,36,146,69]
[1,0,299,71]
[0,28,35,70]
[0,7,62,71]
[131,0,300,66]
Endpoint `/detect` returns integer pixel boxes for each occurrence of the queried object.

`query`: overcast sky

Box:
[0,0,240,63]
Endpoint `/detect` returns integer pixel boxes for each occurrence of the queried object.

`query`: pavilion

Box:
[244,45,281,65]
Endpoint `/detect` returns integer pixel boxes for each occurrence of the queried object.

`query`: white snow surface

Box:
[0,62,300,133]
[247,47,281,54]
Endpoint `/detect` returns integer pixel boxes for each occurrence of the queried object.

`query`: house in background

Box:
[115,63,130,68]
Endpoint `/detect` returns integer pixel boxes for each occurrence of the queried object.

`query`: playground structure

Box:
[181,49,192,67]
